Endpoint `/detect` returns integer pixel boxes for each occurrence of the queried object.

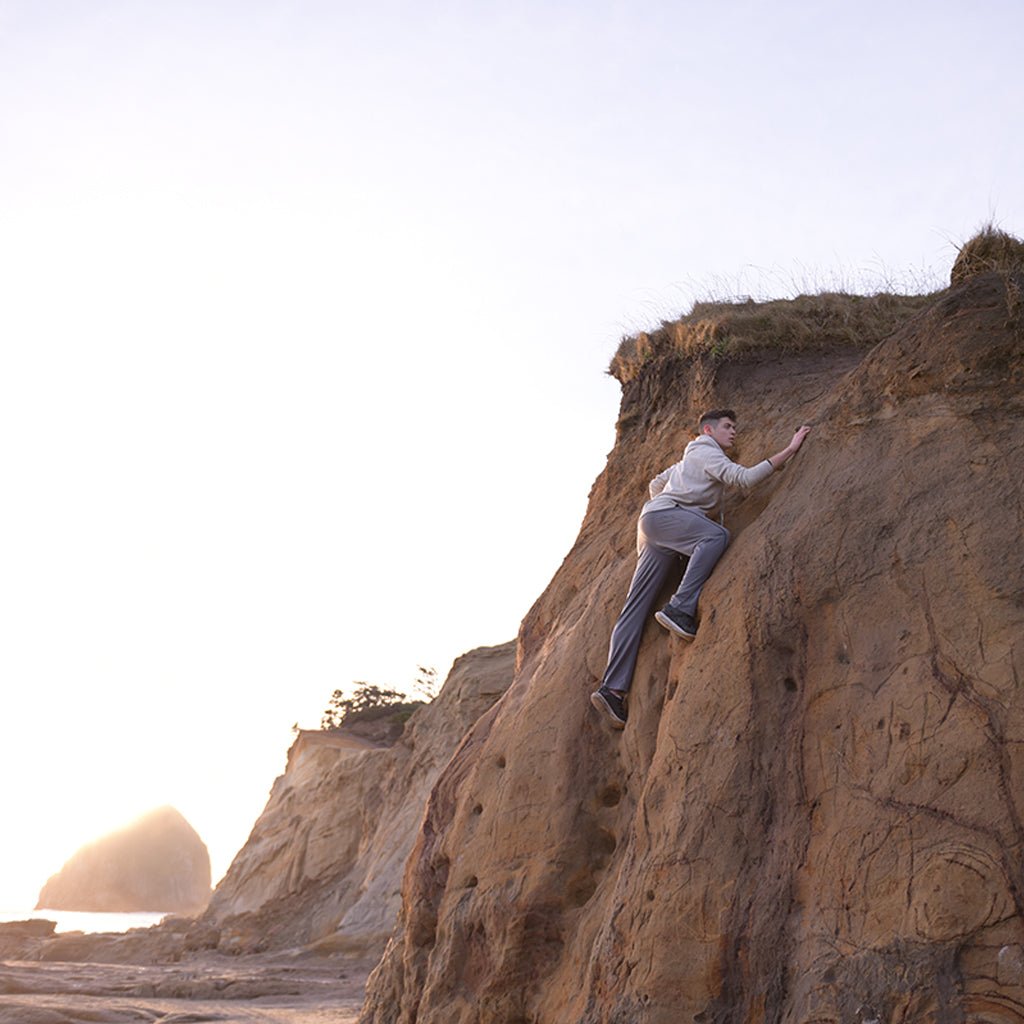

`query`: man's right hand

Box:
[789,424,812,452]
[767,425,811,470]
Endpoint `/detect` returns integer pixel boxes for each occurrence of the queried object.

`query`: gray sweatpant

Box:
[601,506,729,694]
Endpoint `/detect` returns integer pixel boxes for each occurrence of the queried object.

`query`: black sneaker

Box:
[655,605,698,640]
[590,685,627,729]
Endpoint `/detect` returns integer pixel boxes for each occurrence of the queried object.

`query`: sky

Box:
[1,0,1021,908]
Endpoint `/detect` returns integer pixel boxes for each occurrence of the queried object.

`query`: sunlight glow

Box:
[1,0,1021,908]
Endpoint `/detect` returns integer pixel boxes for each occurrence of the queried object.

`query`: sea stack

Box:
[37,805,212,914]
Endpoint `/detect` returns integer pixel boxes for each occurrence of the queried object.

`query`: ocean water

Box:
[0,908,168,934]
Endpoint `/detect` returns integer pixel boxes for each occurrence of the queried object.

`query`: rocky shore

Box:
[0,955,368,1022]
[0,642,517,1023]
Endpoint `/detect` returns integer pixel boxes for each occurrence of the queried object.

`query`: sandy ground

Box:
[0,951,370,1024]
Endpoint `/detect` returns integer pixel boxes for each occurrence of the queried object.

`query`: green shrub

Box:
[320,683,421,730]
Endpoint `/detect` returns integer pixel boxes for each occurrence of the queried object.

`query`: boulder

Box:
[0,920,56,938]
[0,919,57,960]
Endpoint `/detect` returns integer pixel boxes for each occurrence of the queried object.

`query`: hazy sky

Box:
[1,0,1021,906]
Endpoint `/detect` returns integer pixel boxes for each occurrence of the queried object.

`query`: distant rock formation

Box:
[197,641,515,956]
[37,806,211,914]
[358,270,1024,1022]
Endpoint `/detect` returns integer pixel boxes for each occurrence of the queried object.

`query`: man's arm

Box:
[704,449,773,490]
[766,425,812,470]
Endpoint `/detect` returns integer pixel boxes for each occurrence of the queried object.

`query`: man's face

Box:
[704,417,737,449]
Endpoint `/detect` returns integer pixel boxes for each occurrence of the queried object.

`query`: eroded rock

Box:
[200,642,516,957]
[360,272,1024,1022]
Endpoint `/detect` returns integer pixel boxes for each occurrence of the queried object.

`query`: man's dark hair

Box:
[699,409,736,429]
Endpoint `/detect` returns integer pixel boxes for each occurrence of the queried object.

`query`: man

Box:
[591,410,811,729]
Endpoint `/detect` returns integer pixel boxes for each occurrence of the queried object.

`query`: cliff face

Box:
[360,272,1024,1023]
[201,642,515,956]
[37,806,211,914]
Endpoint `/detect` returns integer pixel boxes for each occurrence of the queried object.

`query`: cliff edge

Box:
[360,268,1024,1023]
[198,641,516,956]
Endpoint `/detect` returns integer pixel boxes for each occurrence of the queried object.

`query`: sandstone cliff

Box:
[37,806,211,914]
[360,269,1024,1023]
[198,641,515,956]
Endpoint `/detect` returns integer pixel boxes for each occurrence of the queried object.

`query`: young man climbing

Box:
[591,410,811,729]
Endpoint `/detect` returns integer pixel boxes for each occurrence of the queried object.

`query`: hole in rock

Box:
[429,855,450,888]
[599,784,622,808]
[596,829,617,856]
[646,890,655,901]
[783,677,798,692]
[496,755,507,769]
[471,803,483,816]
[567,875,598,907]
[409,918,437,950]
[465,876,479,888]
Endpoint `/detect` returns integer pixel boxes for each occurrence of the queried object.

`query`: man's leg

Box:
[600,527,680,695]
[644,506,730,618]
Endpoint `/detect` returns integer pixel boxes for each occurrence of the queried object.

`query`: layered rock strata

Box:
[200,641,515,956]
[361,272,1024,1023]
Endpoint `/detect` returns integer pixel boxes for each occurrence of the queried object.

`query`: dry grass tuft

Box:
[950,224,1024,286]
[609,290,937,384]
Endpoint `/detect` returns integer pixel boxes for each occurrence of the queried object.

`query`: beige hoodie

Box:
[643,434,774,519]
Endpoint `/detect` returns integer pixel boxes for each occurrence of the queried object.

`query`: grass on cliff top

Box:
[608,290,938,384]
[609,226,1024,385]
[951,223,1024,285]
